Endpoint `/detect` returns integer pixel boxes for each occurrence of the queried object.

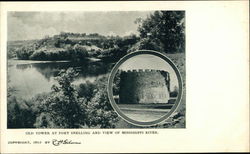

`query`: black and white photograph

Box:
[1,1,249,153]
[7,11,186,129]
[110,51,183,126]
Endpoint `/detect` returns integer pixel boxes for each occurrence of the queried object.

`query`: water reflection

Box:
[8,60,114,99]
[15,61,113,81]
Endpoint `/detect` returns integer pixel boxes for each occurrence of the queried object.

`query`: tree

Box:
[113,70,121,96]
[77,81,96,102]
[16,45,35,60]
[34,68,88,128]
[34,68,118,128]
[170,86,179,97]
[71,44,89,61]
[86,76,119,128]
[7,74,16,98]
[7,75,37,128]
[7,96,36,128]
[137,11,185,53]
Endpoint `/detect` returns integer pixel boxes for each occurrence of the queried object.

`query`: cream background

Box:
[0,1,249,153]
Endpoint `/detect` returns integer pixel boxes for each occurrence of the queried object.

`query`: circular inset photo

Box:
[107,50,183,126]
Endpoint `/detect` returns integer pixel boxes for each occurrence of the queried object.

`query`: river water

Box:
[8,59,114,99]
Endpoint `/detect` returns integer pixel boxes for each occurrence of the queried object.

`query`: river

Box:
[8,59,114,99]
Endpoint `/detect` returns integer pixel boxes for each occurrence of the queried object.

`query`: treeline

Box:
[10,33,138,62]
[8,11,185,61]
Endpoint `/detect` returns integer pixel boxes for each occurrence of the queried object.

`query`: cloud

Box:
[107,31,117,36]
[122,30,139,37]
[8,11,150,41]
[8,14,58,40]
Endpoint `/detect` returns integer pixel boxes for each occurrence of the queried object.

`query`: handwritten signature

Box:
[52,139,81,146]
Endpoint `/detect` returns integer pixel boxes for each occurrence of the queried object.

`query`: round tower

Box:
[119,69,170,104]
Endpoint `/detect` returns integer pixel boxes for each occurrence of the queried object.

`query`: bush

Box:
[30,48,70,61]
[70,44,89,61]
[86,76,119,128]
[77,81,96,102]
[29,45,91,61]
[33,68,118,128]
[7,48,17,59]
[170,86,179,97]
[7,96,36,128]
[113,71,121,96]
[34,68,88,128]
[16,46,35,60]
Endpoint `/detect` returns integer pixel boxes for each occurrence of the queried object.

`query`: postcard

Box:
[0,1,249,153]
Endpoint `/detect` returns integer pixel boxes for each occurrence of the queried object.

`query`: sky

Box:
[119,54,179,91]
[7,11,151,41]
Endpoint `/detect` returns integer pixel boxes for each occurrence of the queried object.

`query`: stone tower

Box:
[119,69,170,104]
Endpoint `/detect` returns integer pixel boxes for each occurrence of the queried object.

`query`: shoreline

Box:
[7,57,103,65]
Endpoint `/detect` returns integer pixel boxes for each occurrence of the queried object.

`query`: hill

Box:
[7,32,139,62]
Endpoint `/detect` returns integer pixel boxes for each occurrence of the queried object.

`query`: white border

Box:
[1,1,249,153]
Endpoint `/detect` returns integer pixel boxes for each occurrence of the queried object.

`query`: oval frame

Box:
[107,50,183,126]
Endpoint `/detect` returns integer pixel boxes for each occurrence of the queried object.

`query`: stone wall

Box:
[119,69,170,104]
